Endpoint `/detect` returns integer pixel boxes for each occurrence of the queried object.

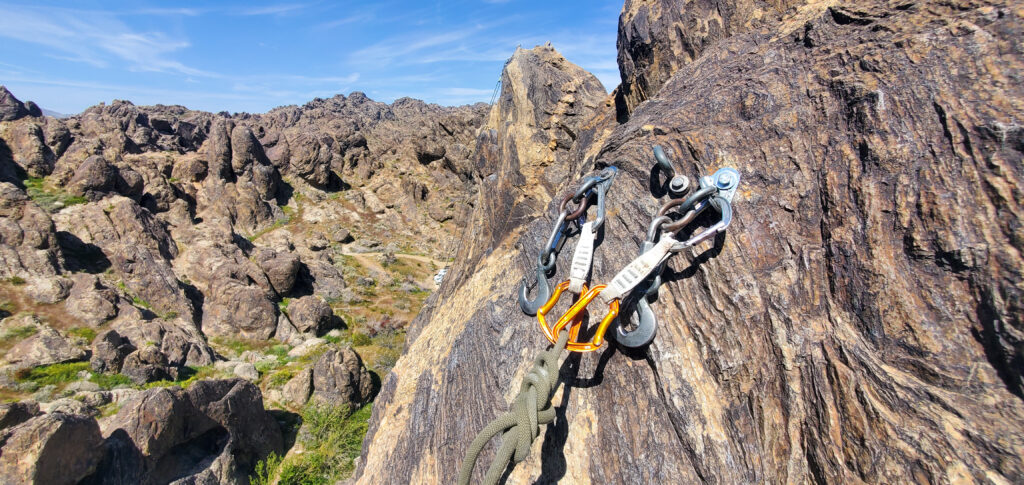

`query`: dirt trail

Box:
[340,251,449,288]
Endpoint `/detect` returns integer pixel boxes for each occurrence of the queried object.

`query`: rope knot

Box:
[458,330,571,485]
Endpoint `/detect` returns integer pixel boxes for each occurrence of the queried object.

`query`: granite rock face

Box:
[354,1,1024,484]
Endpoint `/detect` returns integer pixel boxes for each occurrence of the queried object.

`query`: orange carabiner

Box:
[536,280,584,344]
[537,281,620,353]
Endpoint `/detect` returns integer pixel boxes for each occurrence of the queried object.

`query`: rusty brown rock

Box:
[354,2,1024,484]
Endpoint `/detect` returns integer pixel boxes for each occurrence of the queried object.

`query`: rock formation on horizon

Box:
[0,81,488,482]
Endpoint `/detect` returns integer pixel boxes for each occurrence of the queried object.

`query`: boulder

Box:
[23,101,42,118]
[311,347,374,407]
[0,413,104,485]
[287,337,327,358]
[3,121,54,177]
[65,274,119,326]
[0,85,29,121]
[177,239,278,339]
[287,295,333,335]
[109,318,214,369]
[0,401,40,430]
[120,345,176,385]
[99,379,283,484]
[90,329,135,374]
[39,398,96,416]
[281,368,313,408]
[286,131,333,187]
[233,362,259,381]
[67,155,118,200]
[253,247,300,295]
[302,259,347,300]
[2,318,86,368]
[24,275,71,304]
[0,182,62,278]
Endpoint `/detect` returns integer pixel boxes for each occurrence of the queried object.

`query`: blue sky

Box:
[0,1,623,115]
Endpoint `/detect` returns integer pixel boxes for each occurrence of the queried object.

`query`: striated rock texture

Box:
[354,1,1024,484]
[616,0,809,115]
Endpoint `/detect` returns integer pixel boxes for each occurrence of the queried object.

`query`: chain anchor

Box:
[616,166,740,348]
[518,167,618,315]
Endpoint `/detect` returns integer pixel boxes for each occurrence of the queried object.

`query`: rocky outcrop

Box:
[1,315,86,369]
[354,2,1024,484]
[0,412,104,485]
[177,239,278,339]
[615,0,808,115]
[65,274,120,326]
[0,86,30,122]
[93,378,283,484]
[311,347,375,407]
[54,197,193,320]
[0,401,40,430]
[0,182,62,278]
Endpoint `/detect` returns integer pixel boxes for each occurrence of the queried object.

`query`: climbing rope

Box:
[458,328,570,485]
[460,147,741,483]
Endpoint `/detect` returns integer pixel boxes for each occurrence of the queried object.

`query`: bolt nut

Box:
[717,172,735,188]
[668,175,689,194]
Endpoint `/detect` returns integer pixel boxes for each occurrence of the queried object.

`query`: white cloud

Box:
[0,4,213,77]
[315,13,376,30]
[238,3,309,16]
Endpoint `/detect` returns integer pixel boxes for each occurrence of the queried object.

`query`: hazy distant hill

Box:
[41,108,68,118]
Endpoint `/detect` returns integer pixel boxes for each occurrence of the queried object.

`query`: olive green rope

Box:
[458,328,571,485]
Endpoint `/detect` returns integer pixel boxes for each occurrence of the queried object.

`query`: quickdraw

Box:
[537,147,740,352]
[518,167,618,315]
[460,147,741,485]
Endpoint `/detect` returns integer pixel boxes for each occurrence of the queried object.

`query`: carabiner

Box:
[616,295,658,348]
[538,283,620,352]
[615,237,664,348]
[535,280,584,343]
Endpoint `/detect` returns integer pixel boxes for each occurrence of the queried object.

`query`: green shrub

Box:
[16,362,89,386]
[144,365,216,389]
[1,324,37,341]
[249,452,283,485]
[24,177,87,212]
[267,368,296,388]
[270,403,372,485]
[67,327,97,342]
[90,372,134,389]
[351,332,372,347]
[8,276,26,285]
